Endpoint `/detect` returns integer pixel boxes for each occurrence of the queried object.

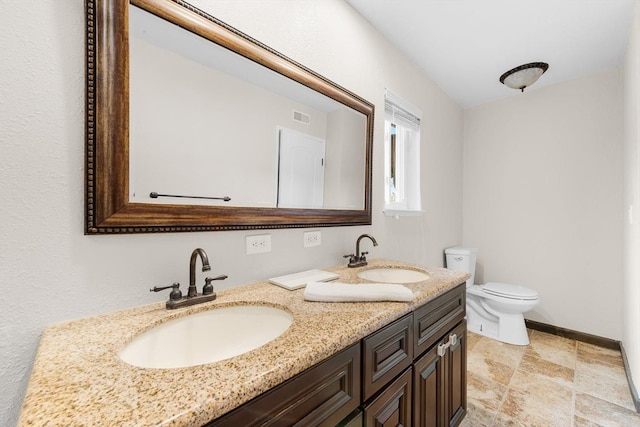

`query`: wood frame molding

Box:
[85,0,374,234]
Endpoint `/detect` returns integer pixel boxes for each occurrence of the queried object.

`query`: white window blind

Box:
[384,90,421,131]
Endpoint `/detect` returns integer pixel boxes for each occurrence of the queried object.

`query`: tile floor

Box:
[460,329,640,427]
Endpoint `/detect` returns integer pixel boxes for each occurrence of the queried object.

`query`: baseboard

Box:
[525,319,640,413]
[620,342,640,413]
[524,319,618,349]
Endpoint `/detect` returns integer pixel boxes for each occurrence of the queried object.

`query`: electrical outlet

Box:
[246,234,272,254]
[303,231,321,248]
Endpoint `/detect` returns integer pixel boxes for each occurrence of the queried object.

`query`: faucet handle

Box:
[150,282,182,301]
[343,253,356,262]
[360,251,369,260]
[203,275,227,295]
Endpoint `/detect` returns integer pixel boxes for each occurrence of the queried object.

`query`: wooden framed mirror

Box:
[85,0,374,234]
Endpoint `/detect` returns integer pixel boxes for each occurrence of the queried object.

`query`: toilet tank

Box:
[444,247,477,288]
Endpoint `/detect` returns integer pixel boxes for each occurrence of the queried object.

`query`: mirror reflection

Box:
[129,6,367,210]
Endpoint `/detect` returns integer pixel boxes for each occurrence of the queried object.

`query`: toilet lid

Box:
[482,282,539,300]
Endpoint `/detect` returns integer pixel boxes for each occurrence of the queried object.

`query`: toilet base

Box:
[466,300,531,346]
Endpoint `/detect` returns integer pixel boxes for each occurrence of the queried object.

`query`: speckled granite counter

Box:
[19,259,468,426]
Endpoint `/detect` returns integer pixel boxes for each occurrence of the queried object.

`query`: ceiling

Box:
[345,0,634,109]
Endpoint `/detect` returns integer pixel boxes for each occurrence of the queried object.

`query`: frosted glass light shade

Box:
[500,62,549,92]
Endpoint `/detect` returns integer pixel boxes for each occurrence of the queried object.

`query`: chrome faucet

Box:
[344,234,378,268]
[151,248,227,309]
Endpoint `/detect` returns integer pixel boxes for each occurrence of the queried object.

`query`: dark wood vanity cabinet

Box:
[362,284,467,427]
[208,343,361,427]
[207,283,466,427]
[412,285,467,427]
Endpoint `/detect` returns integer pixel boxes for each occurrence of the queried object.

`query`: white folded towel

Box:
[303,282,414,302]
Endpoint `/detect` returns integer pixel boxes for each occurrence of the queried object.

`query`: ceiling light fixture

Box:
[499,62,549,92]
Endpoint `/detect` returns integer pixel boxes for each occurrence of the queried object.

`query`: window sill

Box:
[383,209,424,217]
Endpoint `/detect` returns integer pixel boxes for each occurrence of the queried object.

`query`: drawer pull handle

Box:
[437,333,458,357]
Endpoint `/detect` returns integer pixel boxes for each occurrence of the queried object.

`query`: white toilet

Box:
[444,247,539,346]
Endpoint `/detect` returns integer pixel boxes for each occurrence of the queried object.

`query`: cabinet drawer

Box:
[362,313,413,401]
[208,342,361,427]
[414,283,465,357]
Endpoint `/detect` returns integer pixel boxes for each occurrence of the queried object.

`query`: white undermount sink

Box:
[119,305,293,369]
[357,267,429,284]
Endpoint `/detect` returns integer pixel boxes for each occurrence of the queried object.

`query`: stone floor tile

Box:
[467,371,508,412]
[516,352,575,388]
[573,415,603,427]
[466,330,639,426]
[469,336,526,369]
[574,393,640,427]
[576,356,627,381]
[574,367,636,411]
[467,331,482,352]
[577,342,624,367]
[528,329,577,349]
[467,349,516,386]
[458,400,495,427]
[494,411,572,427]
[496,387,572,426]
[525,330,577,369]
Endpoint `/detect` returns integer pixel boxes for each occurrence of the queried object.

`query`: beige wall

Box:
[0,0,463,424]
[623,0,640,395]
[130,36,329,208]
[324,108,367,209]
[463,68,623,339]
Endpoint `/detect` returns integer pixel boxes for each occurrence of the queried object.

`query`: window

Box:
[384,89,422,216]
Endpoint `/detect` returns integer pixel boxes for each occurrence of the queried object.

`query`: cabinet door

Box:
[413,343,444,427]
[445,322,466,427]
[413,321,467,427]
[364,368,413,427]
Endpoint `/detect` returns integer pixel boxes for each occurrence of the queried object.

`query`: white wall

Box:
[0,1,463,425]
[623,0,640,396]
[463,68,623,339]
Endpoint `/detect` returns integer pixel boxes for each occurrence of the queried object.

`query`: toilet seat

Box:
[482,282,538,301]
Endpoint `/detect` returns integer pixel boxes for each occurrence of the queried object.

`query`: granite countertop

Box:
[19,259,468,426]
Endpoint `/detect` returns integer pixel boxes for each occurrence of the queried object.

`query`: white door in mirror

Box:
[277,128,325,209]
